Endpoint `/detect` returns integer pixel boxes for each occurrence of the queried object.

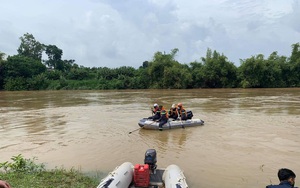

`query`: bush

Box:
[0,154,45,173]
[4,77,28,91]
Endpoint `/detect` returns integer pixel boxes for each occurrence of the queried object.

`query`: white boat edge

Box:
[97,162,189,188]
[97,162,134,188]
[163,164,189,188]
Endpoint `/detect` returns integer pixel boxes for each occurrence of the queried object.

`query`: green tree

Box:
[288,43,300,86]
[2,50,49,91]
[66,67,90,80]
[263,52,288,87]
[201,49,237,88]
[63,59,75,72]
[27,73,50,90]
[97,67,117,80]
[115,66,135,77]
[239,52,290,88]
[135,67,150,89]
[162,64,192,89]
[148,48,181,88]
[190,61,205,88]
[290,43,300,64]
[44,45,64,71]
[0,51,5,61]
[4,55,46,78]
[238,54,265,88]
[45,70,62,80]
[4,77,28,91]
[43,44,76,75]
[140,61,149,68]
[0,51,6,90]
[17,33,44,61]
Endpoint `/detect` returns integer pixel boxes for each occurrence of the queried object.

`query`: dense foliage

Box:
[0,33,299,90]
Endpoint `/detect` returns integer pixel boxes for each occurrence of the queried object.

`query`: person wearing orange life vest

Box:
[177,103,187,120]
[168,104,178,120]
[158,105,169,131]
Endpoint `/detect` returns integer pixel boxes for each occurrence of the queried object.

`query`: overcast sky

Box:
[1,0,300,68]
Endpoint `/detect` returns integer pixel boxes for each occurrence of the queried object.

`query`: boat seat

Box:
[149,169,164,187]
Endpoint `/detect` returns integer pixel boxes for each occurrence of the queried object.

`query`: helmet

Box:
[177,103,182,107]
[153,103,158,107]
[171,104,176,108]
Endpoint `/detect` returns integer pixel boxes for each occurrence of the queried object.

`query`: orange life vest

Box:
[160,107,169,118]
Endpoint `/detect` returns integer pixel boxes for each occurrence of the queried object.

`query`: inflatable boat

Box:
[138,118,204,130]
[97,149,188,188]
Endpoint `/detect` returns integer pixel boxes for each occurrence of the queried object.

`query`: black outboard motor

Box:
[144,149,157,171]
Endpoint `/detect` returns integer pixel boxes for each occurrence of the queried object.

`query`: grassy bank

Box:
[0,154,100,188]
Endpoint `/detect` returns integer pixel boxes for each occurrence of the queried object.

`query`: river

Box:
[0,88,299,187]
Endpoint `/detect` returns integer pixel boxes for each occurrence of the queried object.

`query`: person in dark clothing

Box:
[177,103,187,120]
[168,104,178,120]
[158,105,169,131]
[266,168,297,188]
[148,103,160,120]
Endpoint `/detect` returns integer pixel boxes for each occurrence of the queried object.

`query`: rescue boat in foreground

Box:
[97,149,188,188]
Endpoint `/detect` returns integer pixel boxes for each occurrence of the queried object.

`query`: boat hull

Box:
[138,118,204,130]
[163,164,189,188]
[97,162,134,188]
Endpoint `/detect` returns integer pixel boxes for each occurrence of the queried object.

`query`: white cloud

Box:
[0,0,299,68]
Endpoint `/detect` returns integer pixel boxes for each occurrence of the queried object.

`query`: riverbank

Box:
[0,155,100,188]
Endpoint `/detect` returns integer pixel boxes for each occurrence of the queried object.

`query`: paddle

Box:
[177,109,185,129]
[168,120,171,129]
[129,128,140,134]
[179,110,188,129]
[129,119,158,134]
[180,117,185,129]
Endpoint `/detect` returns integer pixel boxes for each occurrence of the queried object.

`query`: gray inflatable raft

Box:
[138,118,204,130]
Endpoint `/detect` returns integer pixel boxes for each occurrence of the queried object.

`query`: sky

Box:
[1,0,300,68]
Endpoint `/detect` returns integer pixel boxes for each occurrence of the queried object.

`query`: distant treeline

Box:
[0,33,299,90]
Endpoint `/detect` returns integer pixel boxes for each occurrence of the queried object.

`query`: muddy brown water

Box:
[0,89,300,187]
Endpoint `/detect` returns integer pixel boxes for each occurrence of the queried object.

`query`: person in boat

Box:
[266,168,297,188]
[158,105,169,131]
[168,104,178,120]
[148,103,161,120]
[177,103,187,120]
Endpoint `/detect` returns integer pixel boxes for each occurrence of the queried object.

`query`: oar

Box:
[180,118,185,129]
[129,118,159,134]
[178,111,185,129]
[129,128,140,134]
[168,120,171,129]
